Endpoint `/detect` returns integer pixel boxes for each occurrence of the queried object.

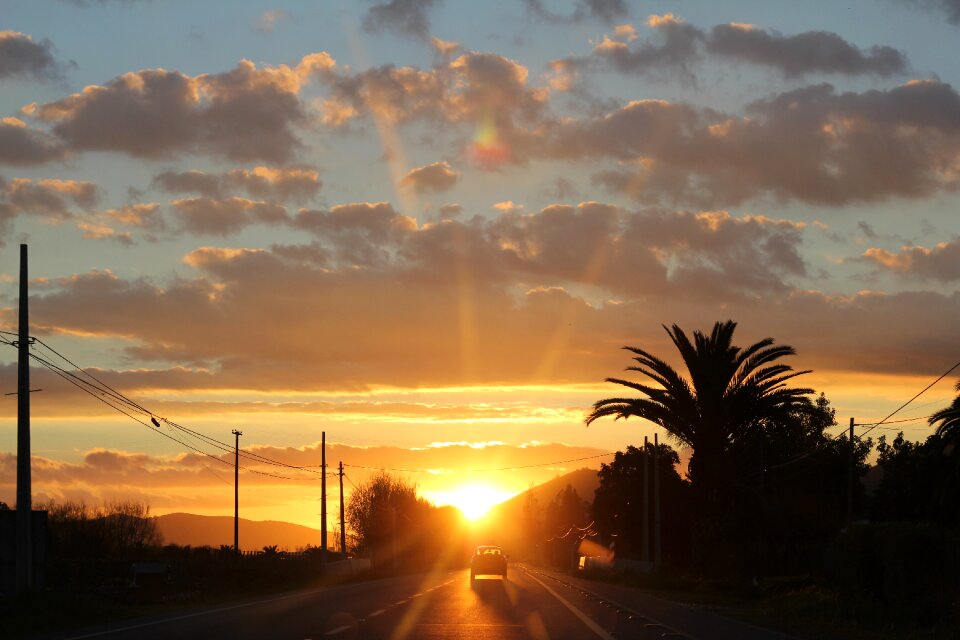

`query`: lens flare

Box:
[468,114,511,167]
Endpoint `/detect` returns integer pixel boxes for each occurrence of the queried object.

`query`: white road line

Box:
[325,625,351,636]
[524,571,616,640]
[369,609,387,617]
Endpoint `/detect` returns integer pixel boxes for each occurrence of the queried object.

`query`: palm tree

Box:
[586,320,814,571]
[929,381,960,447]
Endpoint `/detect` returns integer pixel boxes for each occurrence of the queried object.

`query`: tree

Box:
[593,443,690,566]
[586,320,815,574]
[929,380,960,447]
[345,471,436,568]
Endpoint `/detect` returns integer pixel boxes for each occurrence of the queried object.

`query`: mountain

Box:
[472,467,601,556]
[489,467,601,522]
[155,513,322,552]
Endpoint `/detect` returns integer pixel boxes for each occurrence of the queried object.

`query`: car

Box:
[470,545,507,582]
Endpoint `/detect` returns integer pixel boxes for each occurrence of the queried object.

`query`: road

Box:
[46,565,796,640]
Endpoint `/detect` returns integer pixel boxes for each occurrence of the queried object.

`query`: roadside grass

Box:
[575,568,959,639]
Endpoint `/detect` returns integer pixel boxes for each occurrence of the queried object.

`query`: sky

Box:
[1,0,959,529]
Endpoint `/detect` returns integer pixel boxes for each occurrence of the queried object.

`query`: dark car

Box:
[470,545,507,581]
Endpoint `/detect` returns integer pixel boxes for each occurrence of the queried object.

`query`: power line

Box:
[3,335,324,479]
[342,451,617,475]
[859,359,960,439]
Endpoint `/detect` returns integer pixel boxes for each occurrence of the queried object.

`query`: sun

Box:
[430,484,516,521]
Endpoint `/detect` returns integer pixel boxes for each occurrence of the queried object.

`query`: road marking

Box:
[369,609,386,617]
[394,599,407,605]
[524,571,616,640]
[325,626,351,636]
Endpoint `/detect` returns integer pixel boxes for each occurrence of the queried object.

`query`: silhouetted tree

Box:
[586,321,815,574]
[345,471,458,570]
[592,443,690,566]
[929,380,960,446]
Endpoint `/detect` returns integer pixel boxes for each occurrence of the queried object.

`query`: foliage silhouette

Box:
[586,320,816,574]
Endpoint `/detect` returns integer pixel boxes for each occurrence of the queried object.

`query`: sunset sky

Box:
[1,0,959,529]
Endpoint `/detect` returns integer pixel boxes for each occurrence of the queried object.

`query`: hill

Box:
[155,513,322,552]
[489,467,601,522]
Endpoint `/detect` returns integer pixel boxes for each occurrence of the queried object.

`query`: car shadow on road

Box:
[470,576,539,623]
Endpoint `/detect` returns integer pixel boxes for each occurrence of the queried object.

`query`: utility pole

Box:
[653,432,662,568]
[16,244,32,592]
[642,435,649,565]
[232,429,242,552]
[339,461,346,558]
[847,417,855,527]
[321,431,327,566]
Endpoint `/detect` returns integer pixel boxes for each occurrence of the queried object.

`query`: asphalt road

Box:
[46,565,796,640]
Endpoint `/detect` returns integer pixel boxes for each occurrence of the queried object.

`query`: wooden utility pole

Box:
[339,461,346,557]
[232,429,242,552]
[847,417,855,526]
[642,435,649,564]
[16,244,32,592]
[321,431,327,565]
[653,432,662,568]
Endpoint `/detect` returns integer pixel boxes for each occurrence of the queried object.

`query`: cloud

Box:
[400,161,459,194]
[548,80,960,206]
[319,52,548,164]
[1,177,98,219]
[0,117,67,166]
[76,221,133,244]
[103,203,164,230]
[707,23,907,78]
[0,31,66,81]
[862,240,960,281]
[589,14,703,84]
[554,16,908,86]
[912,0,960,25]
[154,166,322,203]
[169,196,288,236]
[255,10,289,33]
[30,54,334,162]
[522,0,628,24]
[11,201,824,392]
[0,440,612,523]
[362,0,441,39]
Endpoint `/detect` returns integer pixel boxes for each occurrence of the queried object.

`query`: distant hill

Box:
[155,513,322,552]
[489,467,601,522]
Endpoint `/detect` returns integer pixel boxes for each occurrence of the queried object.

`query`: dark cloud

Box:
[153,167,321,203]
[362,0,441,39]
[548,80,960,206]
[170,196,288,236]
[31,57,323,162]
[554,16,908,86]
[589,15,704,84]
[913,0,960,25]
[522,0,628,24]
[707,23,907,78]
[0,31,67,81]
[2,177,98,218]
[0,117,67,165]
[400,161,459,194]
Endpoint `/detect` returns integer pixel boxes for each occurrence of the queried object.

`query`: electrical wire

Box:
[858,359,960,439]
[4,335,325,479]
[342,452,618,475]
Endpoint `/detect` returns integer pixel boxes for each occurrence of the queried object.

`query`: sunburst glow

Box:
[428,483,516,521]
